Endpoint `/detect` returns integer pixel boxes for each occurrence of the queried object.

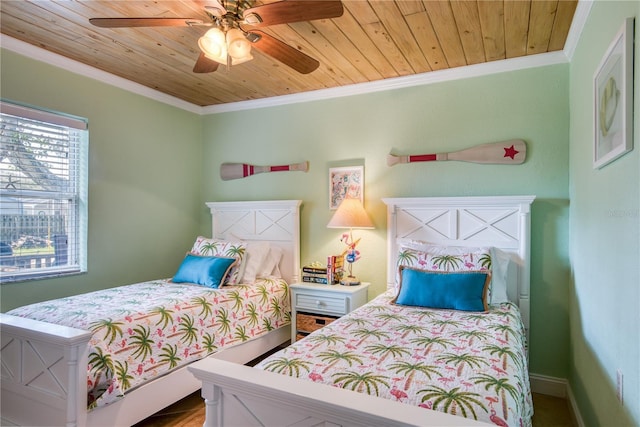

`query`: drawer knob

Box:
[316,300,323,307]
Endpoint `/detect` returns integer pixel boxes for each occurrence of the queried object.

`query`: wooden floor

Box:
[134,391,574,427]
[531,393,575,427]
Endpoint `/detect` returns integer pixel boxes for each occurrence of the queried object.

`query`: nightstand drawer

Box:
[297,312,338,333]
[295,293,347,315]
[289,282,370,343]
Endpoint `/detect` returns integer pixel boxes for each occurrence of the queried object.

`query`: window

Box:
[0,101,88,283]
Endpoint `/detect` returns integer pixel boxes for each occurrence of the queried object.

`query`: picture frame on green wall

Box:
[329,166,363,209]
[593,17,634,169]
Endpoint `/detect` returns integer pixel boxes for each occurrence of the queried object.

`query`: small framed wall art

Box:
[593,17,634,169]
[329,166,363,209]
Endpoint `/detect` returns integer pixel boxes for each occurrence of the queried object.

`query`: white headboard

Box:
[382,196,535,334]
[206,200,302,285]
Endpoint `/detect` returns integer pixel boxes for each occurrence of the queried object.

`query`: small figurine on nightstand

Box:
[339,232,361,286]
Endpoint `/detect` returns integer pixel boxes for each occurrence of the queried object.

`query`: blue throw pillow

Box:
[172,254,237,288]
[393,267,489,311]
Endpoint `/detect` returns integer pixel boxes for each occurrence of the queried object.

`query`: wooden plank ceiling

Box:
[0,1,578,107]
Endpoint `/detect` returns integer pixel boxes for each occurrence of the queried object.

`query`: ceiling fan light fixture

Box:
[226,28,252,60]
[198,27,227,65]
[230,52,253,65]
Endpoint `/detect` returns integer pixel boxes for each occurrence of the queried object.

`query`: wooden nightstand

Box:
[289,282,369,342]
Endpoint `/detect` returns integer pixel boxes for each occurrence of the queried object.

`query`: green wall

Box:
[568,2,640,426]
[1,38,573,383]
[0,50,203,311]
[202,65,571,378]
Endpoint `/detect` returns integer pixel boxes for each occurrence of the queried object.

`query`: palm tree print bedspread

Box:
[256,291,532,427]
[7,278,290,409]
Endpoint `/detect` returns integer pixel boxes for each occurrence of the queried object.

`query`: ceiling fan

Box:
[89,0,344,74]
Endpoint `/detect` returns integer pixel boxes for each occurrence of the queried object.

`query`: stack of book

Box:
[302,255,344,284]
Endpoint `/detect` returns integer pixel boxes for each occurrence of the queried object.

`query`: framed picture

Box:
[593,17,634,169]
[329,166,363,209]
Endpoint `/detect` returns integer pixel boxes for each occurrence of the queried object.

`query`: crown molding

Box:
[204,51,569,114]
[562,0,594,60]
[0,35,202,114]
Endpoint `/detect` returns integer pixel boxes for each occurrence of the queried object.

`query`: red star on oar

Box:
[503,144,519,160]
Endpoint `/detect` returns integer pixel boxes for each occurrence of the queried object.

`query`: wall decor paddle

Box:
[220,161,309,180]
[387,139,526,166]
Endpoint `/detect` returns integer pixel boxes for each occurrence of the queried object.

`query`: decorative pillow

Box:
[172,254,237,288]
[226,234,273,284]
[488,247,511,304]
[395,239,510,304]
[395,244,491,279]
[190,236,247,285]
[392,266,489,311]
[242,241,271,283]
[257,246,284,278]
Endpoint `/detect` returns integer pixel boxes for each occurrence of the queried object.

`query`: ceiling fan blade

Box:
[249,31,319,74]
[242,1,343,27]
[193,53,219,73]
[89,18,203,28]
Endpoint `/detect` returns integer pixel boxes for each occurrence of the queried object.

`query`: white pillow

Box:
[488,247,511,304]
[241,241,271,283]
[258,246,283,278]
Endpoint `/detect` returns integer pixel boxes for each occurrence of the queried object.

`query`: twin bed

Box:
[1,200,302,426]
[189,195,536,427]
[2,195,535,427]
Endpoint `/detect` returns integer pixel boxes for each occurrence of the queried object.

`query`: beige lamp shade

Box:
[327,198,374,229]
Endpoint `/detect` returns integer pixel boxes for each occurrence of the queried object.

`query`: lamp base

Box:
[340,276,361,286]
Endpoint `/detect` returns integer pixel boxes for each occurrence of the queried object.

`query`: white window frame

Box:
[0,100,88,283]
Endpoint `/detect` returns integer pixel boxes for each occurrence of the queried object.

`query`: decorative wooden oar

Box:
[387,139,526,166]
[220,161,309,180]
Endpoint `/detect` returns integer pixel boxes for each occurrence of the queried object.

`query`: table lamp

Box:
[327,198,374,285]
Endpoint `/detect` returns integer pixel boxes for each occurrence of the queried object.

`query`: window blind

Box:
[0,100,88,283]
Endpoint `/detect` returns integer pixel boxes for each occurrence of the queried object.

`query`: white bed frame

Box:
[0,199,302,427]
[188,195,535,427]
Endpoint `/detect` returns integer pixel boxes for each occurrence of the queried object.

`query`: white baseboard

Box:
[530,373,567,397]
[529,373,584,427]
[566,382,586,427]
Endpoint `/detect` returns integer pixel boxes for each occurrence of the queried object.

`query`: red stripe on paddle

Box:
[243,164,254,177]
[409,154,437,162]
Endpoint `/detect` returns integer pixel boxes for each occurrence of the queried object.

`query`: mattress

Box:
[256,290,532,427]
[7,277,290,409]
